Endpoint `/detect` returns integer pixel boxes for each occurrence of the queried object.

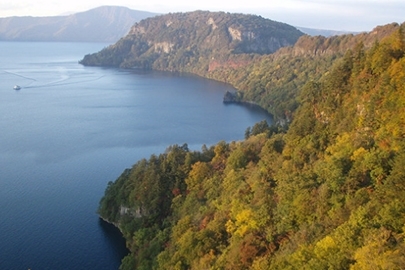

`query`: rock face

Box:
[0,6,157,42]
[80,11,304,69]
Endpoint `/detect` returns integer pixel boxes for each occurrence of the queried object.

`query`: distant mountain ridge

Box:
[0,6,157,42]
[297,26,359,37]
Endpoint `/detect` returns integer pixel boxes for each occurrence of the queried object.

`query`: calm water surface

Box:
[0,42,272,269]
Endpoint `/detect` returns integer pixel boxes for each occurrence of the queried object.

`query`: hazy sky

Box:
[1,0,404,31]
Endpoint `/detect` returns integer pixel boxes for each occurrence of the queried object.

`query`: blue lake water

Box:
[0,42,272,269]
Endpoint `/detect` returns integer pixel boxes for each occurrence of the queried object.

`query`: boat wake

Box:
[2,70,37,82]
[2,69,105,89]
[23,75,106,89]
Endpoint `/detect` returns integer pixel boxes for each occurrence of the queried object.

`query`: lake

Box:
[0,42,272,269]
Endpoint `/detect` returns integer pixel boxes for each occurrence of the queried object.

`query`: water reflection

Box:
[98,218,129,263]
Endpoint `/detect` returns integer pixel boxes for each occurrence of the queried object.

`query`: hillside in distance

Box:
[0,6,157,42]
[79,11,304,70]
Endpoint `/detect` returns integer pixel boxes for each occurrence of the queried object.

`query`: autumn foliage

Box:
[99,23,405,269]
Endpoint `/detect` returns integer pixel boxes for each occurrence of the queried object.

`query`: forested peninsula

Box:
[82,11,405,269]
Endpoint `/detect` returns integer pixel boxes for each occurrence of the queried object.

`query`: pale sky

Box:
[0,0,404,31]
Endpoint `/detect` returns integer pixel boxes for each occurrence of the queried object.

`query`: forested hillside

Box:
[208,23,401,122]
[80,11,303,70]
[98,23,405,269]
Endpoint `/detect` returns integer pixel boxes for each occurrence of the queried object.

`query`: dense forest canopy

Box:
[97,19,405,269]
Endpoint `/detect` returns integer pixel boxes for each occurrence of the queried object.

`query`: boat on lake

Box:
[13,85,21,90]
